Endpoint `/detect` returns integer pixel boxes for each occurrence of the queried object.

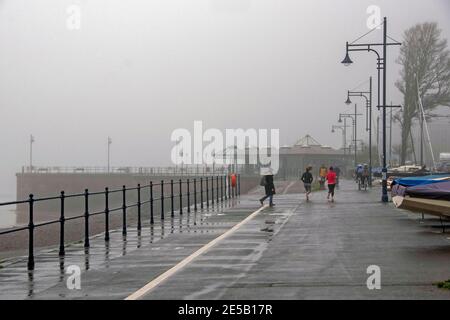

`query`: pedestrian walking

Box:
[326,166,337,202]
[334,166,341,187]
[301,166,313,202]
[319,164,328,190]
[259,173,275,207]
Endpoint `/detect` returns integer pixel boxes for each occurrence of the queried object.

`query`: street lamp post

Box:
[180,150,184,175]
[345,77,373,186]
[30,134,35,173]
[339,107,362,167]
[341,17,401,202]
[175,137,182,174]
[332,119,349,155]
[196,152,200,174]
[107,137,112,173]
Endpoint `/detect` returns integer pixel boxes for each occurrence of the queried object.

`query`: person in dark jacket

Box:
[259,174,275,207]
[301,166,313,202]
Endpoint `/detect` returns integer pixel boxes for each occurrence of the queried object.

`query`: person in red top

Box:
[326,166,337,202]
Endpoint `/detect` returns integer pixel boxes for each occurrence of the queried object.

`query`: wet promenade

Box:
[1,180,450,299]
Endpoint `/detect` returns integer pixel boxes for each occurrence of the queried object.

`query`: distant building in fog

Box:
[278,135,351,179]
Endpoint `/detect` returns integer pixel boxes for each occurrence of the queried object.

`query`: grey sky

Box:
[1,0,449,196]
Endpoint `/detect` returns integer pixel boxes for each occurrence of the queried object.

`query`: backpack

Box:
[260,176,266,186]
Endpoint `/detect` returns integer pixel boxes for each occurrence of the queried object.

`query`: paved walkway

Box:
[1,180,450,299]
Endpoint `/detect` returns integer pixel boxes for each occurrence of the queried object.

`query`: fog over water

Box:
[0,0,449,197]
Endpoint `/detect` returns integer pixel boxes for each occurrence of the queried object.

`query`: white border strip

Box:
[125,204,268,300]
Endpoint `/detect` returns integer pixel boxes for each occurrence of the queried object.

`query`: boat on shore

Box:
[392,196,450,217]
[391,175,450,218]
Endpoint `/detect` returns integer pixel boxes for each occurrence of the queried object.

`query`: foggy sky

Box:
[1,0,449,196]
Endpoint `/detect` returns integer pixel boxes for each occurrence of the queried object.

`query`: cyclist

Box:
[361,164,370,188]
[355,164,363,184]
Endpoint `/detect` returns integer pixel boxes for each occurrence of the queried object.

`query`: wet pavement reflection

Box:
[0,195,242,299]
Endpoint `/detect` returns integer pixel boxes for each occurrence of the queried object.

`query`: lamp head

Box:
[345,96,352,105]
[338,117,342,123]
[341,51,353,66]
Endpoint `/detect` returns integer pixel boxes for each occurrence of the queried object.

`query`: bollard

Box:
[84,189,90,248]
[170,180,174,217]
[200,177,204,209]
[27,194,35,270]
[59,191,65,256]
[105,187,110,241]
[122,185,127,236]
[137,184,142,231]
[150,181,154,224]
[187,179,191,213]
[160,180,164,220]
[179,179,183,215]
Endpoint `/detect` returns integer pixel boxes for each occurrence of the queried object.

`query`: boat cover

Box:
[392,175,450,187]
[391,184,407,197]
[406,181,450,201]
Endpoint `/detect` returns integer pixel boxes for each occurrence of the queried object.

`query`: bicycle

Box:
[359,176,368,191]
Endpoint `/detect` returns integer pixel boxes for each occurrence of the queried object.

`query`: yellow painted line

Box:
[125,204,269,300]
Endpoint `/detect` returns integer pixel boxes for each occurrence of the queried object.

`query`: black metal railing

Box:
[21,165,246,175]
[0,175,241,271]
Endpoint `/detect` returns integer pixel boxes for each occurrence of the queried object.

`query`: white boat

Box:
[392,195,450,218]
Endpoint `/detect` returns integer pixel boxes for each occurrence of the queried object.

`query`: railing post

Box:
[211,176,215,205]
[221,175,224,201]
[150,181,154,224]
[27,194,35,271]
[170,180,174,217]
[59,191,65,256]
[105,187,110,241]
[137,184,142,231]
[238,174,241,196]
[206,176,209,208]
[224,175,227,200]
[228,174,231,199]
[122,185,127,236]
[200,177,204,209]
[216,176,219,203]
[194,178,197,211]
[179,179,183,215]
[187,179,191,213]
[84,189,90,248]
[160,180,164,220]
